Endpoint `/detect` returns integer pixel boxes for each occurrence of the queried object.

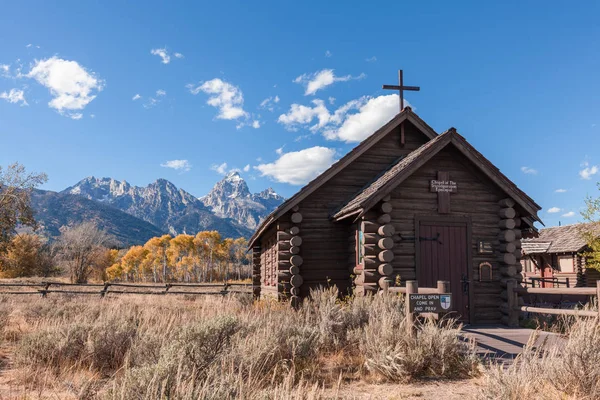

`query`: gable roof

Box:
[331,128,542,223]
[522,223,596,254]
[248,107,438,247]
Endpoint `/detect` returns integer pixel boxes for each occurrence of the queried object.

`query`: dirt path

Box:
[326,378,483,399]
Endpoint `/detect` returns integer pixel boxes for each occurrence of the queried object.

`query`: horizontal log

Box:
[498,219,516,230]
[499,266,518,276]
[498,208,516,219]
[364,233,381,245]
[378,263,393,276]
[513,229,523,240]
[498,242,516,253]
[499,253,517,265]
[289,226,300,236]
[291,212,303,224]
[514,287,596,295]
[498,230,516,243]
[377,213,391,224]
[277,231,293,241]
[289,266,300,275]
[363,256,378,268]
[290,246,300,255]
[498,198,516,208]
[379,276,393,288]
[290,296,300,308]
[378,237,394,250]
[290,255,303,267]
[290,236,303,247]
[361,221,379,233]
[513,218,521,228]
[382,194,391,202]
[278,271,291,279]
[378,224,396,237]
[292,205,300,212]
[378,250,394,263]
[290,286,300,296]
[380,202,393,214]
[290,274,304,287]
[364,244,379,257]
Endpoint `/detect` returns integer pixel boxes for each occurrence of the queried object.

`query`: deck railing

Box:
[0,281,252,297]
[506,279,600,325]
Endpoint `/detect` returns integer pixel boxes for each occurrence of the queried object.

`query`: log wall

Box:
[292,121,429,296]
[388,146,526,324]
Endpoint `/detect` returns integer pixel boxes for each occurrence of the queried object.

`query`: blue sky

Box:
[1,1,599,227]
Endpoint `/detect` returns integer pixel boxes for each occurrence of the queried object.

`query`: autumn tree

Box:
[54,222,114,283]
[0,163,47,251]
[581,184,600,270]
[143,234,171,282]
[0,233,56,278]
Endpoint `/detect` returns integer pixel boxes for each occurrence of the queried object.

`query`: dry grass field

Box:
[0,287,597,399]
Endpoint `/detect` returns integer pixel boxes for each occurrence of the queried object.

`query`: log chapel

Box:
[249,106,541,324]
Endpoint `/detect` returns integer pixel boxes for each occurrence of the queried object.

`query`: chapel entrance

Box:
[417,220,470,322]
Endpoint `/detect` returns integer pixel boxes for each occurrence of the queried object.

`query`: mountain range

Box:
[30,172,284,247]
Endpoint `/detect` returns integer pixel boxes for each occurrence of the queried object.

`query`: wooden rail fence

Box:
[0,281,252,297]
[506,279,600,326]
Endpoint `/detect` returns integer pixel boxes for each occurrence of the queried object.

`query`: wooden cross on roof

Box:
[382,70,420,112]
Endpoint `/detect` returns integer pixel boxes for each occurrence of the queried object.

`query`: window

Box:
[558,255,574,273]
[356,225,364,266]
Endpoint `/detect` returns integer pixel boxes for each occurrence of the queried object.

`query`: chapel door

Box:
[418,221,470,322]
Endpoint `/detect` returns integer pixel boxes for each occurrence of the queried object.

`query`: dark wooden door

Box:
[418,222,470,322]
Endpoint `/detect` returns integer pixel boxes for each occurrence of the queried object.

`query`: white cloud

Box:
[328,97,335,105]
[293,69,366,96]
[275,146,284,155]
[174,53,184,59]
[579,161,599,180]
[323,95,401,142]
[520,166,538,175]
[555,188,567,193]
[211,162,228,175]
[132,94,141,101]
[90,114,95,118]
[27,57,103,118]
[255,146,336,185]
[243,164,250,172]
[251,120,261,129]
[151,48,170,64]
[365,56,377,62]
[0,89,28,106]
[325,50,332,57]
[187,78,248,120]
[0,64,9,77]
[70,113,83,120]
[156,89,166,96]
[160,159,191,172]
[278,94,406,143]
[547,207,561,213]
[259,95,280,111]
[562,211,576,217]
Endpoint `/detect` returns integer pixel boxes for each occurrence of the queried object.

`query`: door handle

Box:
[461,274,470,295]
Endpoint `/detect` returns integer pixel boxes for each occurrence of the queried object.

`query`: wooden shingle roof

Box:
[522,223,596,254]
[331,128,542,223]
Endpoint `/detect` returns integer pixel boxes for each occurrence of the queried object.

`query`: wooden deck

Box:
[461,325,560,363]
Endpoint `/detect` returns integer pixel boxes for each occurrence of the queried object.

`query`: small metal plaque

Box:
[478,241,494,254]
[408,293,452,313]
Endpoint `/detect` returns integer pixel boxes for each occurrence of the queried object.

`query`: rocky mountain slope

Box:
[200,171,284,229]
[30,189,166,247]
[62,176,254,238]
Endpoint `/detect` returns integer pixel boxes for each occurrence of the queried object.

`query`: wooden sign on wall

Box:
[430,171,457,214]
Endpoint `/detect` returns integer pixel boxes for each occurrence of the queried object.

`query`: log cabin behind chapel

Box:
[249,107,541,324]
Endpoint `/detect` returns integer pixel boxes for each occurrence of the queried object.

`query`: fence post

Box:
[596,280,600,319]
[405,280,418,337]
[507,279,518,327]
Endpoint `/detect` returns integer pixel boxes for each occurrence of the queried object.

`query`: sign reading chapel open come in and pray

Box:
[408,293,453,313]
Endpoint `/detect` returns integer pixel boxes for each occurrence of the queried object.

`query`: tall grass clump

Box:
[480,317,600,400]
[6,289,479,398]
[360,295,478,382]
